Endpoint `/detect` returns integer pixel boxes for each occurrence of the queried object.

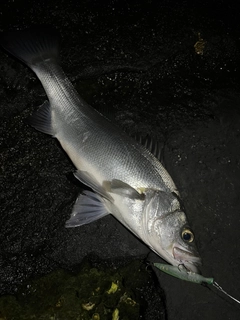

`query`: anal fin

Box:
[27,100,55,136]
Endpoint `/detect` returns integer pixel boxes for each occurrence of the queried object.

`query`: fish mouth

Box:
[173,246,202,274]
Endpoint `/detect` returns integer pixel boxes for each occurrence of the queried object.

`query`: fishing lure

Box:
[154,263,240,304]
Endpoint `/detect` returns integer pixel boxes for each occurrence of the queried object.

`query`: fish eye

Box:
[181,228,194,243]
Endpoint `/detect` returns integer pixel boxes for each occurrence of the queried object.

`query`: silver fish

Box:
[1,28,201,272]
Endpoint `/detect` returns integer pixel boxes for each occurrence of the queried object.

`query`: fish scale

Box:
[35,60,174,191]
[1,27,201,273]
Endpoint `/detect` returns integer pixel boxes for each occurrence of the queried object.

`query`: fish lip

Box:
[173,246,202,274]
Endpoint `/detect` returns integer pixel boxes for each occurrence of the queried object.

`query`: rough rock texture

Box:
[0,259,166,319]
[1,0,240,319]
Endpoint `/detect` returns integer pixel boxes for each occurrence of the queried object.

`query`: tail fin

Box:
[1,26,59,68]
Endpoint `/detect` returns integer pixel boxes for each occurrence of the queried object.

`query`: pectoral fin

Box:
[74,170,112,201]
[110,179,145,200]
[65,190,109,227]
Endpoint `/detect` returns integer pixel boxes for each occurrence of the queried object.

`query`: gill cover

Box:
[141,190,201,272]
[142,190,181,239]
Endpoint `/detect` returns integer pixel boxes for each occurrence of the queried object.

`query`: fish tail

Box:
[1,26,59,68]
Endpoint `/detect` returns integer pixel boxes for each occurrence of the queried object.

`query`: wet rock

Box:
[1,1,240,319]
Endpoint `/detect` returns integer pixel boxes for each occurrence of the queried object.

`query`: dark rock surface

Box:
[1,0,240,319]
[0,259,166,319]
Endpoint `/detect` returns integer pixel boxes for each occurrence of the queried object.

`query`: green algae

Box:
[0,260,152,320]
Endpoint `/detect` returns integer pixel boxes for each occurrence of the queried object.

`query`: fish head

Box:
[142,189,201,273]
